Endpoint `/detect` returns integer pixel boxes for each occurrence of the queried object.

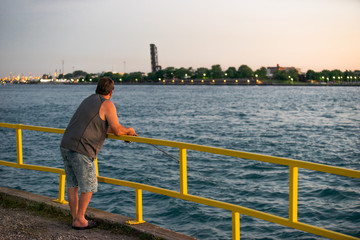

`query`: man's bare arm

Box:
[102,100,137,136]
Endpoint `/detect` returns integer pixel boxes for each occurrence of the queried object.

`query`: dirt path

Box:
[0,205,137,240]
[0,187,197,240]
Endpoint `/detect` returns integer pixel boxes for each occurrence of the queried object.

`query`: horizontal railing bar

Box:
[99,175,289,215]
[0,123,65,134]
[21,125,65,134]
[109,135,360,179]
[0,160,65,174]
[0,122,18,129]
[1,123,359,179]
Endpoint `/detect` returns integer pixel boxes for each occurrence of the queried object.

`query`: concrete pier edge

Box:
[0,187,197,240]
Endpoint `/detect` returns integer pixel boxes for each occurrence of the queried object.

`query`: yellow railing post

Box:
[179,148,188,195]
[232,211,240,240]
[127,188,145,224]
[53,173,68,204]
[289,166,298,222]
[16,125,23,165]
[94,158,99,176]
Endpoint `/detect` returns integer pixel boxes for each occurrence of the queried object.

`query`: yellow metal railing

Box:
[0,122,359,240]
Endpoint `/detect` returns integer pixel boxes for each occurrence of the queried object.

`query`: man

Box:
[60,77,137,230]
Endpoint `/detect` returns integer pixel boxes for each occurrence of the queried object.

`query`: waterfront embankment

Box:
[3,78,360,86]
[0,187,197,240]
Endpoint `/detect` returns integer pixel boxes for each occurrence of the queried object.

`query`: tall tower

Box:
[150,44,161,72]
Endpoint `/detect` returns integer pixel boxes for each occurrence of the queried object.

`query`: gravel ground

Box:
[0,205,137,240]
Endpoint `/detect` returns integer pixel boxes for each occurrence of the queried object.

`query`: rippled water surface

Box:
[0,84,359,239]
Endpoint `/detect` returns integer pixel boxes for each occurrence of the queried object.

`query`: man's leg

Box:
[67,187,79,221]
[73,192,93,227]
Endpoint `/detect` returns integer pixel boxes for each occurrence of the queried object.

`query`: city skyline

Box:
[1,0,359,78]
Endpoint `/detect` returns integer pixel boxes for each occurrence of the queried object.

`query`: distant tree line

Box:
[305,69,358,82]
[147,65,268,81]
[49,64,359,83]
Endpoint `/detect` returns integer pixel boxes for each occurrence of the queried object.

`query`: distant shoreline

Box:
[2,78,360,87]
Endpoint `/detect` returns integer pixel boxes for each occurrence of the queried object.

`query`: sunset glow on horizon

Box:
[0,0,359,78]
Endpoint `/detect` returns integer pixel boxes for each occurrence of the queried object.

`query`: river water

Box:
[0,84,359,239]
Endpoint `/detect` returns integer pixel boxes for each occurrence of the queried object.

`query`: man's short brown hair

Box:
[96,77,114,95]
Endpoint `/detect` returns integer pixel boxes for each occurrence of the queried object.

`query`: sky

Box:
[0,0,359,78]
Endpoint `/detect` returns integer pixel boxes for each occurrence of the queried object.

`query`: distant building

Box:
[150,44,162,72]
[267,64,301,78]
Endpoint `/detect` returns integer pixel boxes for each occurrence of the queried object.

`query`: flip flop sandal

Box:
[72,220,98,230]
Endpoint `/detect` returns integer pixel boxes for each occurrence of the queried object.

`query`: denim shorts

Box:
[60,147,98,193]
